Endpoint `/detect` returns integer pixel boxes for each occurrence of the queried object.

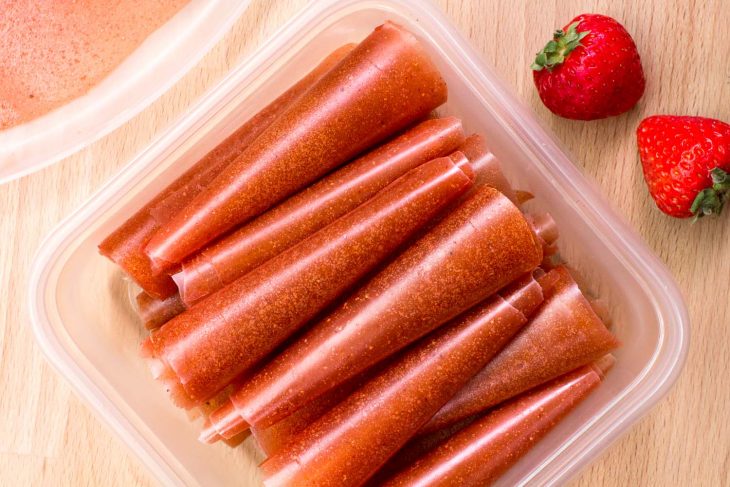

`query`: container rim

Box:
[0,0,251,184]
[28,0,690,485]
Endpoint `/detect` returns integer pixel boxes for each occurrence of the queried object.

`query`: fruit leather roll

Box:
[144,157,474,406]
[174,117,465,305]
[136,291,185,330]
[248,365,387,456]
[381,356,614,487]
[458,133,518,203]
[246,272,545,455]
[526,212,560,257]
[206,185,544,439]
[432,134,558,253]
[147,43,357,226]
[259,272,546,487]
[189,376,254,449]
[144,21,449,269]
[420,265,619,434]
[97,45,355,298]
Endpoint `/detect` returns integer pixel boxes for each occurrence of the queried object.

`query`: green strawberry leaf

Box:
[531,21,591,71]
[711,167,730,188]
[531,52,548,70]
[691,168,729,221]
[544,40,558,53]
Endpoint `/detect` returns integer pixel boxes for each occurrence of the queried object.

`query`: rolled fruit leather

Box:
[142,329,288,411]
[246,271,545,455]
[458,133,518,204]
[205,185,544,440]
[457,134,561,254]
[97,44,355,299]
[136,291,185,330]
[420,265,619,435]
[249,365,387,456]
[364,417,473,487]
[137,154,478,330]
[458,134,559,259]
[444,133,558,254]
[259,272,546,487]
[196,378,252,449]
[144,157,474,406]
[146,134,478,328]
[174,117,466,305]
[144,22,449,269]
[381,356,615,487]
[146,43,356,226]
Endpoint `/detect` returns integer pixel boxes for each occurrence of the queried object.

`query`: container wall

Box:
[0,0,250,183]
[30,1,688,486]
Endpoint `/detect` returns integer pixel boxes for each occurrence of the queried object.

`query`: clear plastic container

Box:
[0,0,250,184]
[28,0,689,485]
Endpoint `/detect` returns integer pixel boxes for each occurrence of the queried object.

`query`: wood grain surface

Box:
[1,0,728,485]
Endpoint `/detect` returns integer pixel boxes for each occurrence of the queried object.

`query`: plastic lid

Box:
[0,0,251,184]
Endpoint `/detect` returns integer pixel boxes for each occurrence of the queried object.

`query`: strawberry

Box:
[531,14,645,120]
[637,115,730,219]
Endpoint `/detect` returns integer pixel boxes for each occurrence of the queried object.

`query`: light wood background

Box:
[1,0,728,485]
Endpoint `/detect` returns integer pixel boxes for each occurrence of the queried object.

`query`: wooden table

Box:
[1,0,728,485]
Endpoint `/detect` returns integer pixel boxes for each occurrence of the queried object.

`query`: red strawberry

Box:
[532,14,645,120]
[637,115,730,219]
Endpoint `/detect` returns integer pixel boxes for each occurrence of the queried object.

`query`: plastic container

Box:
[0,0,250,183]
[28,0,689,485]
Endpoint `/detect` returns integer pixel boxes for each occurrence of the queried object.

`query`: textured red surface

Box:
[207,186,542,439]
[250,272,545,457]
[98,44,354,298]
[148,158,472,405]
[420,266,618,434]
[175,117,465,305]
[381,364,607,486]
[0,0,188,128]
[532,14,645,120]
[250,367,384,457]
[144,21,448,268]
[260,276,543,487]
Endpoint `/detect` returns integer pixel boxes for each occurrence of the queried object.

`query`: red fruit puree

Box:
[0,0,189,129]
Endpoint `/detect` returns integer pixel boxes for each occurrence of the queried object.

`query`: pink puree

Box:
[0,0,189,129]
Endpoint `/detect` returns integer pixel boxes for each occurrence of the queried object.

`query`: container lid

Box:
[0,0,251,184]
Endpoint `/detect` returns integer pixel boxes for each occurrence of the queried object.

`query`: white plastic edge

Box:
[0,0,251,184]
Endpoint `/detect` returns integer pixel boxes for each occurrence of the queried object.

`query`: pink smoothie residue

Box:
[0,0,189,129]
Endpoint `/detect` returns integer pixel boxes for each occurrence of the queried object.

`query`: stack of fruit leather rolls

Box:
[172,117,466,306]
[248,272,546,457]
[365,266,618,483]
[143,21,449,270]
[379,356,615,487]
[143,156,474,408]
[202,185,545,441]
[419,265,619,434]
[139,123,524,327]
[258,270,551,486]
[99,44,356,299]
[97,19,623,487]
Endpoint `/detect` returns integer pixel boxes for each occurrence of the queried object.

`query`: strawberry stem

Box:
[690,168,730,221]
[531,21,590,71]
